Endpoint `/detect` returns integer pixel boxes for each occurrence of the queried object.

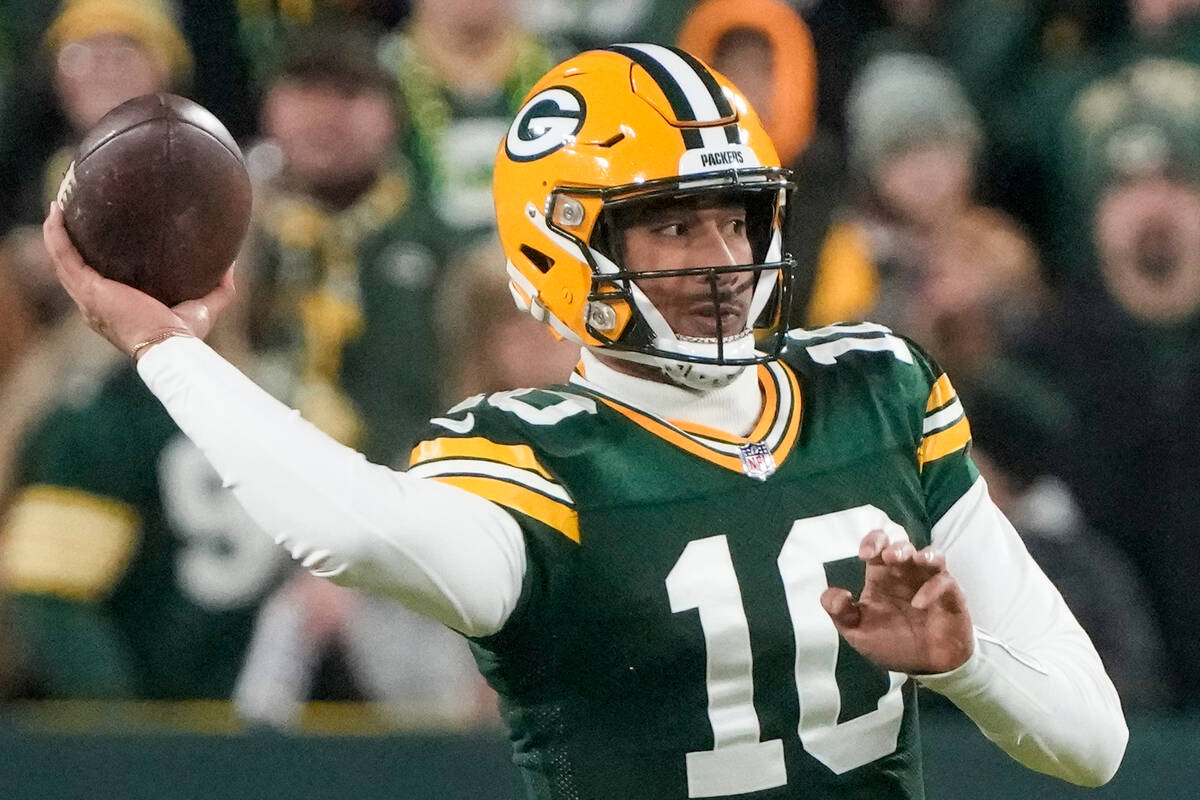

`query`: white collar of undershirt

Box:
[571,349,763,437]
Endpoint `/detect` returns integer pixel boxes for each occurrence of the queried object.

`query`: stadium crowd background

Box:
[0,0,1197,745]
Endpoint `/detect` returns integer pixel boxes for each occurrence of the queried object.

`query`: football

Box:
[57,93,253,306]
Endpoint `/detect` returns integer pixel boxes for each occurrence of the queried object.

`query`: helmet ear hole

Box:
[520,245,555,273]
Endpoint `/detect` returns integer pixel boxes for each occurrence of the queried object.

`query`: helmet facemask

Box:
[553,171,797,389]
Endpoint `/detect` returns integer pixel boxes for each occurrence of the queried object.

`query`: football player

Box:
[43,44,1126,799]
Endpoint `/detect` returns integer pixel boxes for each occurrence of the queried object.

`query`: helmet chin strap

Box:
[588,330,754,390]
[661,360,750,391]
[658,328,756,389]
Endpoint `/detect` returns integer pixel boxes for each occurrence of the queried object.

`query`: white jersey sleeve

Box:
[918,478,1128,786]
[137,336,526,637]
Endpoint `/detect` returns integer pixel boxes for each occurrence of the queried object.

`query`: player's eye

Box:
[653,221,686,237]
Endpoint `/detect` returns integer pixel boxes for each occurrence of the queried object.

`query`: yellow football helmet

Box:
[493,44,796,388]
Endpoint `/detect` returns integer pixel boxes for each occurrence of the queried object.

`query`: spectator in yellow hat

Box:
[41,0,192,196]
[45,0,192,133]
[0,0,193,231]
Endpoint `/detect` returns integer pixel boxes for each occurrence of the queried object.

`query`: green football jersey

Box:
[0,365,287,698]
[409,323,978,800]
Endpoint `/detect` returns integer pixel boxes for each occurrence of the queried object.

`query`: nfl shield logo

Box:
[738,442,777,481]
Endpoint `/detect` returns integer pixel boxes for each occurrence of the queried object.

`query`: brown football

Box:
[58,93,252,306]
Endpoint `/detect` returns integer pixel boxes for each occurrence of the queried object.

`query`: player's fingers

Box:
[863,544,946,601]
[43,203,87,273]
[209,264,237,309]
[172,302,210,337]
[858,530,890,561]
[42,203,92,290]
[43,222,107,326]
[820,587,861,628]
[916,547,947,572]
[911,572,965,611]
[173,266,236,337]
[880,540,917,565]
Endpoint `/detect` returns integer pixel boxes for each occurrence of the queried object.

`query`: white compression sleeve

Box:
[137,336,526,637]
[918,478,1128,786]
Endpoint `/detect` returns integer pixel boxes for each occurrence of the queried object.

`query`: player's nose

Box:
[694,220,740,268]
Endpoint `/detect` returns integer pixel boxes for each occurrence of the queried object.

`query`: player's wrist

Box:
[130,327,195,361]
[913,629,983,682]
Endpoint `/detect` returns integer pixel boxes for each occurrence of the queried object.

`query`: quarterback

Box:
[45,45,1125,799]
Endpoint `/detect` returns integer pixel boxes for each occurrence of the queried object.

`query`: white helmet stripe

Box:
[620,43,726,123]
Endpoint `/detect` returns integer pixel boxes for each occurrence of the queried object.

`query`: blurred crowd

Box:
[0,0,1197,726]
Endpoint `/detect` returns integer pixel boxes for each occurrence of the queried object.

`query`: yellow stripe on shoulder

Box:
[410,437,552,480]
[926,374,957,412]
[917,416,972,469]
[429,475,580,543]
[0,485,141,601]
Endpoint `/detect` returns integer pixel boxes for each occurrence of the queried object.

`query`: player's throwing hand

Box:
[43,201,236,359]
[820,529,974,675]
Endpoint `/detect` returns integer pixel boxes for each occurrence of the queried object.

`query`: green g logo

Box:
[505,87,586,162]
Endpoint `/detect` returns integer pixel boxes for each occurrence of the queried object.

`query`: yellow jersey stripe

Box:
[926,374,956,413]
[917,416,972,468]
[749,363,781,442]
[772,361,803,460]
[592,361,803,475]
[410,437,552,480]
[597,399,746,470]
[0,485,140,601]
[670,420,746,445]
[428,475,580,543]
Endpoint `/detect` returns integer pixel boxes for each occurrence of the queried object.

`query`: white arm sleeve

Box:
[137,336,526,637]
[917,477,1128,786]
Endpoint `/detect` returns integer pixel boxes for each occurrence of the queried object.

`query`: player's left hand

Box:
[820,530,974,675]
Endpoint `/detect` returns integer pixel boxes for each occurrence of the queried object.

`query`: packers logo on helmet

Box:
[493,44,797,389]
[505,87,586,162]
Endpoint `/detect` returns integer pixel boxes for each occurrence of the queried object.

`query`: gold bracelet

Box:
[130,329,194,361]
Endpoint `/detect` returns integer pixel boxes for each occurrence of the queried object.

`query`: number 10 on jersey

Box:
[666,506,909,798]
